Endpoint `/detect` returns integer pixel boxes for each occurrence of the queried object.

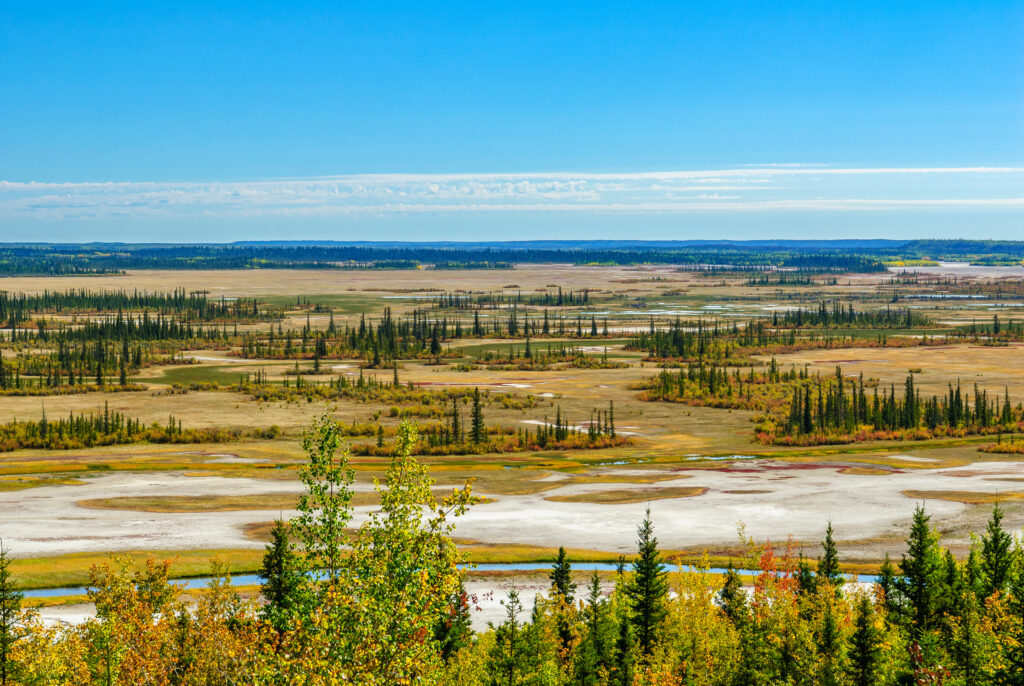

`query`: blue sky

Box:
[1,1,1022,241]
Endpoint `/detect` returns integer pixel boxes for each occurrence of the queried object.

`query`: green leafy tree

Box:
[338,421,474,680]
[274,419,475,683]
[625,509,668,656]
[294,412,353,586]
[0,542,24,686]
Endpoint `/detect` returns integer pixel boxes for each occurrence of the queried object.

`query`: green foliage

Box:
[817,521,843,590]
[847,594,882,686]
[0,542,24,686]
[257,519,306,634]
[549,547,576,604]
[6,418,1024,684]
[719,564,749,626]
[624,509,668,657]
[435,581,474,664]
[577,572,614,685]
[471,387,486,445]
[980,504,1015,600]
[0,405,241,452]
[896,505,944,636]
[294,412,354,585]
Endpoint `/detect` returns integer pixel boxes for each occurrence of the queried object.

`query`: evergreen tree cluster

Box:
[783,367,1019,439]
[772,300,929,329]
[0,402,239,451]
[432,287,591,309]
[0,288,275,327]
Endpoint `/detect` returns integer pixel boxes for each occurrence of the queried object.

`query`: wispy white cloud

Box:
[1,166,1022,221]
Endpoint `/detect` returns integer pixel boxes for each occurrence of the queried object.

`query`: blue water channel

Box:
[21,563,879,599]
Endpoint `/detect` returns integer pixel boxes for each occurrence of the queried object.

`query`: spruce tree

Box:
[548,546,577,661]
[489,588,528,686]
[719,564,748,624]
[996,556,1024,685]
[980,503,1014,599]
[550,546,576,603]
[434,580,473,664]
[0,542,23,686]
[470,387,485,444]
[625,508,668,656]
[847,594,881,686]
[897,505,944,636]
[258,519,305,634]
[938,548,963,619]
[817,521,843,591]
[119,337,128,386]
[877,553,900,617]
[796,552,817,596]
[950,587,987,686]
[578,571,613,686]
[964,547,983,599]
[612,614,635,686]
[816,602,846,686]
[450,397,461,444]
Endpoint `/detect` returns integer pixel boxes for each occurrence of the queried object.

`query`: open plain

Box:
[2,260,1023,598]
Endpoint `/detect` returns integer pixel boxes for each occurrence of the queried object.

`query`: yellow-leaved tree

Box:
[263,415,475,685]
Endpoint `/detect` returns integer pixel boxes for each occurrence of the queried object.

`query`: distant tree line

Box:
[0,243,896,274]
[0,288,275,326]
[432,287,592,309]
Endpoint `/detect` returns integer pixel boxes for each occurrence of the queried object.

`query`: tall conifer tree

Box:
[0,542,23,686]
[625,508,668,656]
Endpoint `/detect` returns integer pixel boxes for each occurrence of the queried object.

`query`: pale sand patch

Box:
[0,473,307,557]
[447,461,1020,555]
[3,460,1020,560]
[882,455,938,463]
[578,345,624,353]
[204,454,271,464]
[536,473,572,482]
[182,355,266,364]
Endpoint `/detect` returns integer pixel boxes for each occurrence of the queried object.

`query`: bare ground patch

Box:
[901,489,1024,505]
[545,486,707,504]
